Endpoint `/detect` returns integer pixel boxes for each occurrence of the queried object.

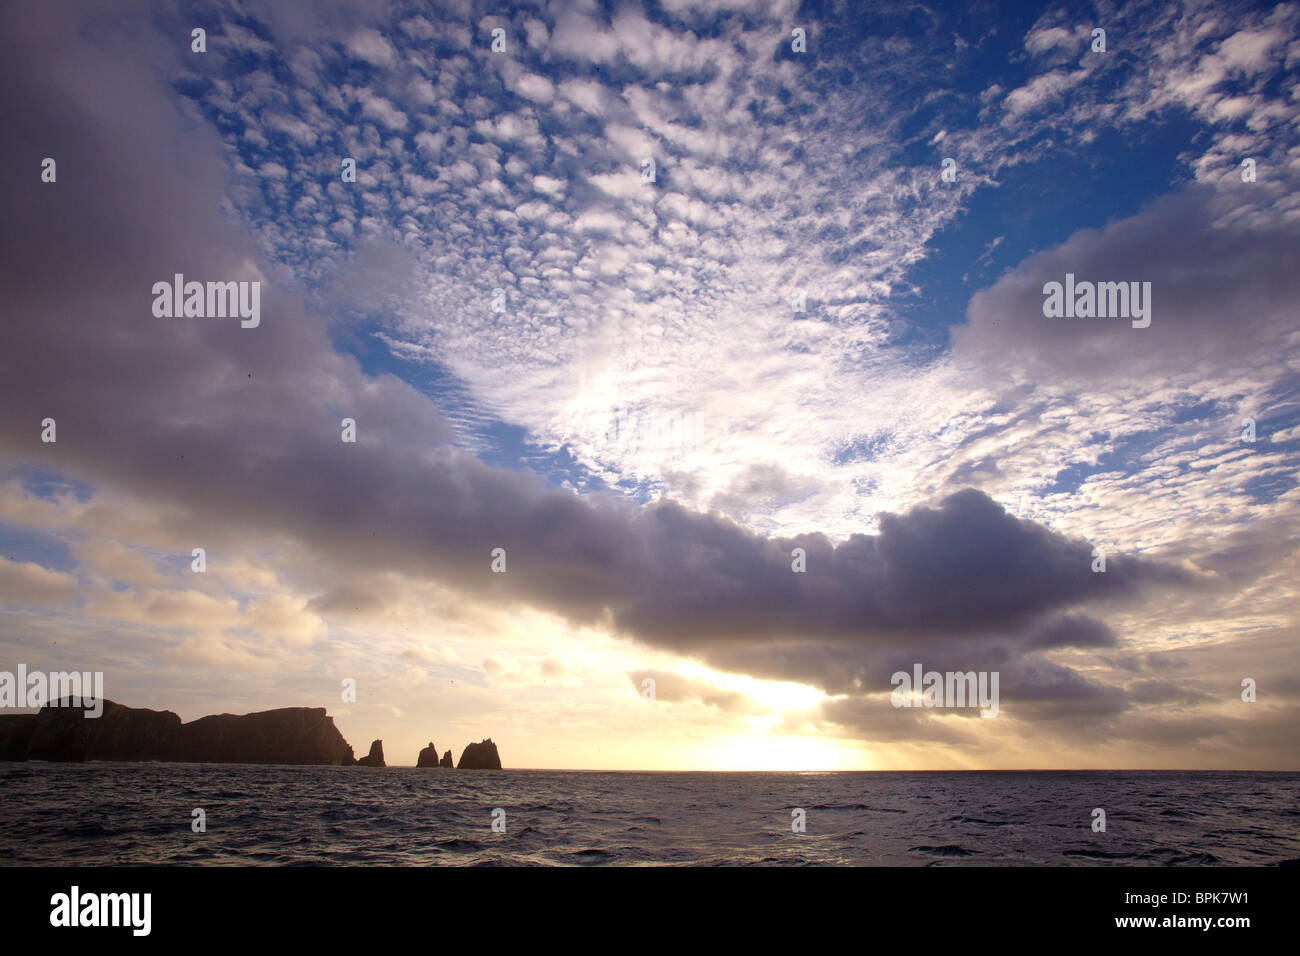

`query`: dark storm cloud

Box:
[1125,679,1207,706]
[1024,613,1117,650]
[818,695,979,745]
[954,180,1300,384]
[815,653,1132,744]
[990,658,1129,721]
[0,4,1202,720]
[615,490,1187,655]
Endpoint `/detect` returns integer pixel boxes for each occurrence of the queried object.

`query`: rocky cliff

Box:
[457,738,502,769]
[0,699,354,765]
[0,700,504,768]
[27,700,184,761]
[355,739,385,767]
[180,707,354,765]
[0,713,38,760]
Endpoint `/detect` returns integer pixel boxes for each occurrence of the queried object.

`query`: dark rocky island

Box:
[182,708,355,765]
[0,700,504,768]
[0,699,353,765]
[416,743,459,768]
[354,739,385,767]
[0,715,35,760]
[457,738,502,769]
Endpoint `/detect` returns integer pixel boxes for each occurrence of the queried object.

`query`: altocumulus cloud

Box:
[0,3,1201,717]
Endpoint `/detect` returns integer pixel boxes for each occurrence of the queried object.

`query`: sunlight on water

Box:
[1,765,1296,866]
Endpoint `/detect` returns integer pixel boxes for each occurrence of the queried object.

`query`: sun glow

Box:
[688,732,868,772]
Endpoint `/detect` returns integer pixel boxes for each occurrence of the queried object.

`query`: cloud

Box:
[0,558,78,605]
[954,182,1300,386]
[558,77,608,116]
[0,16,1200,696]
[359,92,408,130]
[627,669,759,713]
[818,695,978,745]
[1024,26,1081,56]
[0,2,1224,725]
[1217,27,1285,73]
[1003,69,1088,115]
[509,71,555,104]
[345,28,398,68]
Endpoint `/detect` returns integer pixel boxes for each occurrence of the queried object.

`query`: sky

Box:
[0,0,1298,770]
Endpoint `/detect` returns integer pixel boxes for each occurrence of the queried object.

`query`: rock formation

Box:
[181,707,355,765]
[355,739,385,767]
[0,715,35,761]
[0,699,354,765]
[457,738,502,769]
[1,699,184,762]
[0,699,504,769]
[27,700,184,761]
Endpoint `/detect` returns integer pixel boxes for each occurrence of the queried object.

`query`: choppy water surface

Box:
[1,765,1296,865]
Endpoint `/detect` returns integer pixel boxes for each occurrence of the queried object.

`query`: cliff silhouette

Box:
[0,699,502,768]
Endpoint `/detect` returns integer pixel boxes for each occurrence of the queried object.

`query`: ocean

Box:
[1,765,1297,866]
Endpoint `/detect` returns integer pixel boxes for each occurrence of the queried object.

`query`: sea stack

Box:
[457,738,502,769]
[439,749,453,768]
[416,742,440,767]
[355,739,385,767]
